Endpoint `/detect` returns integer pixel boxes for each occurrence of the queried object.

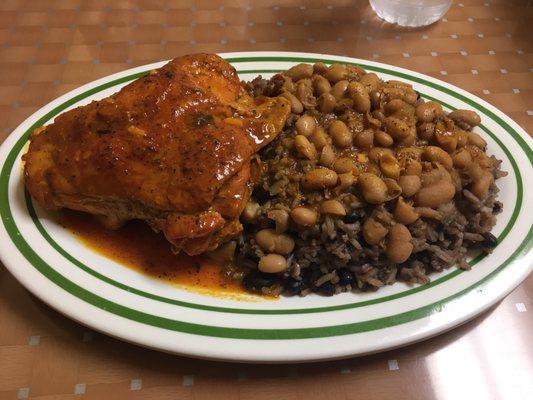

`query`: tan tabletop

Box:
[0,1,532,399]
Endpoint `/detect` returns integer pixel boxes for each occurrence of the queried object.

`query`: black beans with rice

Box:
[231,63,506,297]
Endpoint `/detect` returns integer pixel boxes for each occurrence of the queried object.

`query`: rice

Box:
[234,64,506,297]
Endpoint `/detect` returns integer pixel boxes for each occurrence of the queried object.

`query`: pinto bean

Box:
[347,81,371,113]
[338,172,356,189]
[317,93,336,113]
[363,218,389,245]
[417,122,435,141]
[398,175,421,197]
[354,129,374,149]
[312,75,331,96]
[397,146,423,161]
[384,98,413,116]
[467,132,487,149]
[329,120,352,148]
[359,72,380,92]
[383,86,418,105]
[258,254,287,273]
[295,79,316,108]
[370,90,383,109]
[280,91,303,114]
[310,127,329,149]
[468,162,485,181]
[448,109,481,130]
[353,91,371,113]
[404,160,422,176]
[387,80,413,89]
[394,197,419,225]
[415,180,456,208]
[415,207,443,220]
[416,101,443,122]
[313,62,329,75]
[422,146,453,170]
[398,130,416,146]
[384,178,402,200]
[386,224,413,263]
[319,145,336,167]
[421,164,452,187]
[333,157,357,174]
[455,129,468,148]
[301,168,338,190]
[294,135,318,160]
[366,113,382,130]
[470,170,494,199]
[452,148,472,169]
[368,147,394,163]
[325,63,348,83]
[330,80,349,99]
[255,229,295,255]
[374,130,393,147]
[320,199,346,217]
[384,116,413,140]
[366,163,381,175]
[272,236,294,256]
[434,129,458,153]
[290,207,318,226]
[358,173,389,204]
[379,153,400,179]
[285,63,313,81]
[295,114,316,136]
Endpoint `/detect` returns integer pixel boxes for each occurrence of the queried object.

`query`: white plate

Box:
[0,52,531,363]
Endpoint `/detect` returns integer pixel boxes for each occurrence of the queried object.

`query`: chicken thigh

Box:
[24,53,290,255]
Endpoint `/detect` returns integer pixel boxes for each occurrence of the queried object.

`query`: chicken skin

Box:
[24,53,290,255]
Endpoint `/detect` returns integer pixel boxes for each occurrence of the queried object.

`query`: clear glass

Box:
[369,0,453,27]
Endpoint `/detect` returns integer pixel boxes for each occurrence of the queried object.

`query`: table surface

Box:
[0,1,531,399]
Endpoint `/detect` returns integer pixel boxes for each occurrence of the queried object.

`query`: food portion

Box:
[24,53,290,255]
[235,62,506,296]
[24,54,506,298]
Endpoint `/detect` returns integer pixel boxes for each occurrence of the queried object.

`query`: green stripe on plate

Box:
[0,56,531,338]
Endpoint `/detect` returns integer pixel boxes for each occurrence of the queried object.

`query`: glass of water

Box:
[369,0,453,27]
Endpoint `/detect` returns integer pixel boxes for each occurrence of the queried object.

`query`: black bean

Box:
[344,210,360,224]
[318,281,335,296]
[492,201,503,214]
[242,271,279,292]
[284,278,304,296]
[482,232,498,248]
[338,268,355,285]
[248,251,260,262]
[302,268,322,288]
[347,243,357,254]
[252,186,270,203]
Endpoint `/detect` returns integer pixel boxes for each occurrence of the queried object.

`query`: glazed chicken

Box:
[24,53,290,255]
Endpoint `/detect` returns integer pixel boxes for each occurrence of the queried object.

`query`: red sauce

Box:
[56,210,249,297]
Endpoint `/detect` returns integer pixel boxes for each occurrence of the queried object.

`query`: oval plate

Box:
[0,52,532,363]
